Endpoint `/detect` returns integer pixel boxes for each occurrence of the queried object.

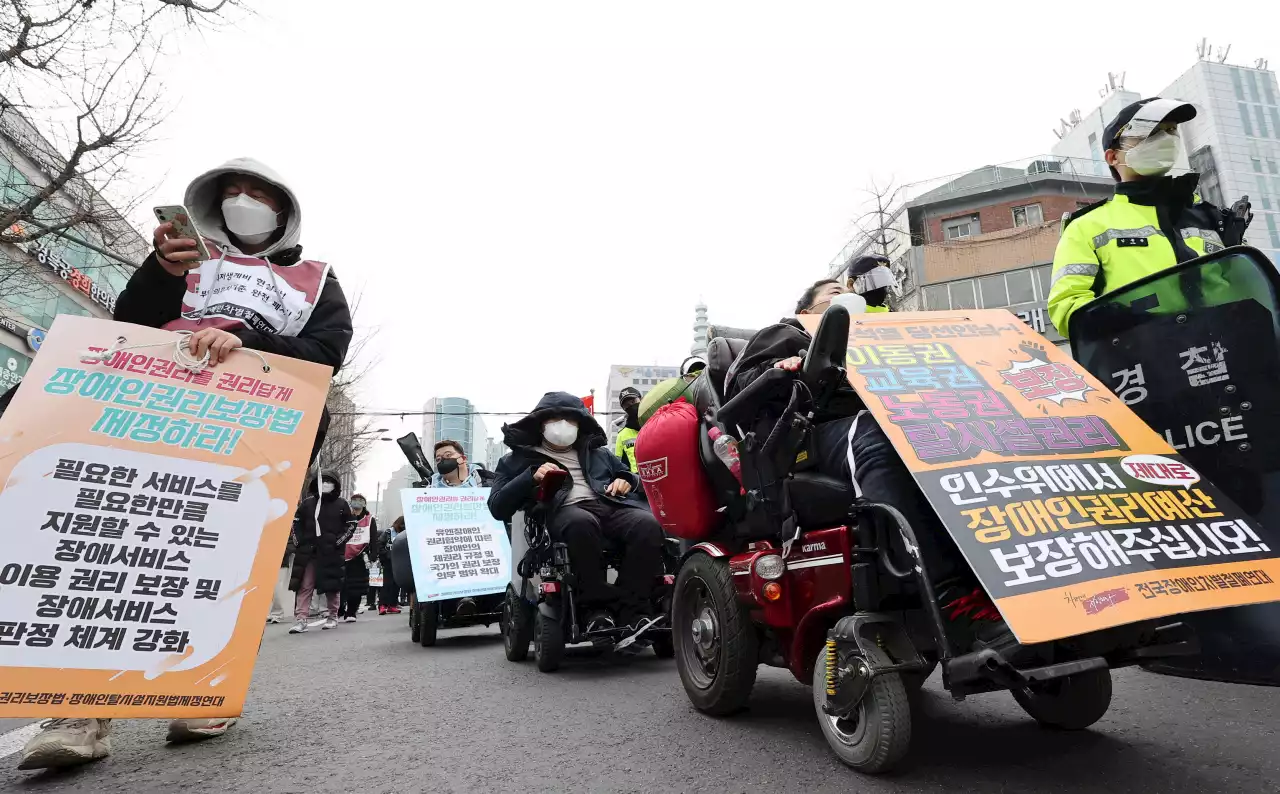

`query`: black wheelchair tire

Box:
[534,610,564,672]
[503,585,534,662]
[1012,667,1112,730]
[409,595,422,644]
[418,600,438,647]
[673,553,758,715]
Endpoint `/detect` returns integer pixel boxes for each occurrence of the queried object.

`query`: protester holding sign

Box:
[726,280,997,653]
[338,494,379,622]
[14,159,351,771]
[114,157,352,467]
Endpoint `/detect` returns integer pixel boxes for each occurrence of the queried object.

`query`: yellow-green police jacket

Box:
[615,426,639,473]
[1047,174,1234,337]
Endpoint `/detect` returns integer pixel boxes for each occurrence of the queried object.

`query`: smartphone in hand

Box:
[153,205,212,263]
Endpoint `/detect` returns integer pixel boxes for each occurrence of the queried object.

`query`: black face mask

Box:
[862,287,889,307]
[624,404,640,430]
[437,458,460,476]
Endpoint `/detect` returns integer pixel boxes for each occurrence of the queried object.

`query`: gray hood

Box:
[183,157,302,260]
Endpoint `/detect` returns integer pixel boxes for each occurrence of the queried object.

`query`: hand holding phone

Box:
[152,205,212,275]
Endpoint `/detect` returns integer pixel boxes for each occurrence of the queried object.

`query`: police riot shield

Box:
[1072,245,1280,685]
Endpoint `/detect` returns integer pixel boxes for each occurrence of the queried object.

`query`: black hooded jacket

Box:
[727,317,865,422]
[487,392,642,522]
[289,472,356,594]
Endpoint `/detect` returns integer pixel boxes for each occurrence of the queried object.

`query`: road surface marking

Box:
[0,722,44,759]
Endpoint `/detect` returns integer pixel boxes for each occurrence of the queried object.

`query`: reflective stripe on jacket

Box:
[1047,174,1232,337]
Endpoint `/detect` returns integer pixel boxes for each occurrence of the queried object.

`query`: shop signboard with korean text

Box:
[0,315,330,718]
[803,309,1280,644]
[401,487,512,602]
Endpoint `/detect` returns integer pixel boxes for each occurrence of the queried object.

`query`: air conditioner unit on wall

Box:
[1026,160,1064,176]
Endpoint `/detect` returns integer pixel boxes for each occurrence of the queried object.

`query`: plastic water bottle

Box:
[707,426,744,487]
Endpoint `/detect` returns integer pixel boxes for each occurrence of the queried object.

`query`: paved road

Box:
[1,613,1277,793]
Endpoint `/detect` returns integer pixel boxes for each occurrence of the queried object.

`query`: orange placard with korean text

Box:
[800,309,1280,644]
[0,316,330,717]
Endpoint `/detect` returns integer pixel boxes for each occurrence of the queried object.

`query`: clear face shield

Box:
[850,264,896,296]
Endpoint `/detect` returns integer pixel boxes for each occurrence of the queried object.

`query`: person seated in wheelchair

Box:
[487,392,666,634]
[726,275,1020,658]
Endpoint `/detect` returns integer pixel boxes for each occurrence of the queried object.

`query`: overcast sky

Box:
[133,1,1278,497]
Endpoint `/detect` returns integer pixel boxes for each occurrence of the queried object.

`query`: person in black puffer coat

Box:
[488,392,664,629]
[289,472,355,632]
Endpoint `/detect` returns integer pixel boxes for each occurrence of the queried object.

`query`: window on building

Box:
[1247,70,1263,103]
[1087,132,1102,163]
[1256,106,1271,139]
[1260,177,1273,210]
[1268,214,1280,249]
[977,275,1007,308]
[923,284,949,310]
[949,280,976,310]
[1265,75,1278,106]
[1011,203,1043,228]
[942,215,979,240]
[1272,108,1280,139]
[1241,104,1255,136]
[1007,269,1036,304]
[1231,68,1247,100]
[1255,157,1265,173]
[1034,265,1053,299]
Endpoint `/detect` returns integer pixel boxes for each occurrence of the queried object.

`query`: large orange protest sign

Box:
[802,309,1280,644]
[0,315,330,718]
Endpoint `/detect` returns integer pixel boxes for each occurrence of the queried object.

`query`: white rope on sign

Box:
[79,331,272,375]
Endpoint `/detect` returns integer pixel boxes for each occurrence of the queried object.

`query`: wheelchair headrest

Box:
[706,336,749,401]
[708,323,759,342]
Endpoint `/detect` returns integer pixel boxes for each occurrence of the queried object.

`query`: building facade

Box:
[604,364,681,445]
[896,157,1115,351]
[377,464,417,529]
[421,396,486,458]
[0,109,146,390]
[485,437,508,471]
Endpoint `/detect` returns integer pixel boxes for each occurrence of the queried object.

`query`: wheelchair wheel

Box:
[410,595,422,644]
[673,553,757,715]
[1012,668,1112,730]
[418,600,439,647]
[534,610,564,672]
[814,645,912,774]
[502,585,534,662]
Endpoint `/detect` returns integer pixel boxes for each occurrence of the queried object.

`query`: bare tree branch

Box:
[0,0,247,324]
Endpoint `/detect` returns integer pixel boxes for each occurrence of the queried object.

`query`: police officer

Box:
[614,386,642,473]
[845,254,896,313]
[1047,97,1252,337]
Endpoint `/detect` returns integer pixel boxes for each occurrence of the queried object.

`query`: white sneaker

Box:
[322,617,338,630]
[166,717,238,744]
[266,616,282,624]
[343,616,357,623]
[18,718,113,770]
[289,621,308,634]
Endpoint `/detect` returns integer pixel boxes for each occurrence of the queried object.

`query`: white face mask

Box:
[320,481,335,494]
[222,194,281,244]
[542,419,579,448]
[1123,131,1181,177]
[829,292,868,314]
